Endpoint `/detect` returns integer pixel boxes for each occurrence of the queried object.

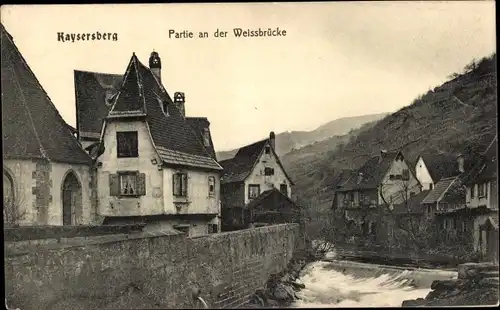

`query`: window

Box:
[173,172,188,197]
[264,167,275,176]
[208,176,215,197]
[478,183,488,198]
[248,184,260,199]
[174,225,190,234]
[116,131,138,158]
[359,192,365,203]
[265,146,271,154]
[470,186,475,199]
[109,171,146,197]
[429,183,433,190]
[203,128,211,147]
[120,173,137,196]
[280,183,288,196]
[208,224,218,234]
[402,169,410,181]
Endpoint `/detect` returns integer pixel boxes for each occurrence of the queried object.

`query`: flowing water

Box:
[291,254,458,308]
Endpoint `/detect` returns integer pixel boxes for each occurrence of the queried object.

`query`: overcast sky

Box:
[1,2,496,151]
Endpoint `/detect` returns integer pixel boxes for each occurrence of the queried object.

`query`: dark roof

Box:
[464,136,497,185]
[392,190,430,214]
[418,152,461,182]
[220,139,267,183]
[245,188,301,211]
[219,138,294,184]
[421,176,458,204]
[338,151,402,191]
[1,24,91,164]
[334,169,354,188]
[185,117,217,160]
[74,70,122,139]
[102,54,222,171]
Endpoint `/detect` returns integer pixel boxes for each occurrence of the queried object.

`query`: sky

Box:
[1,2,496,151]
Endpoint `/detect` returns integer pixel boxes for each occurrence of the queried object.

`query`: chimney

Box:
[149,50,161,83]
[269,131,276,150]
[457,154,465,173]
[174,92,186,117]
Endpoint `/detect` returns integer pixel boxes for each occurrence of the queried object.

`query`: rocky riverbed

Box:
[244,256,311,308]
[402,262,499,307]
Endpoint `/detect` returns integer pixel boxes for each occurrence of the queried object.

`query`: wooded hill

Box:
[285,53,497,211]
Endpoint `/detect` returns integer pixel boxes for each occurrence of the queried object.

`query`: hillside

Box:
[286,53,497,210]
[216,112,388,161]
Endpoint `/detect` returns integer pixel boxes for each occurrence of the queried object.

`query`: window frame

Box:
[203,128,211,147]
[264,167,275,176]
[118,171,139,197]
[248,184,261,199]
[279,183,288,196]
[116,131,139,158]
[402,169,410,181]
[208,176,216,197]
[173,172,188,197]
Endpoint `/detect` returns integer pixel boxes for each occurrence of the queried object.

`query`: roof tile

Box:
[1,23,91,164]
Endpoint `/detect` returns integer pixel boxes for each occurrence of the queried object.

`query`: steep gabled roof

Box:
[101,53,222,171]
[464,135,497,185]
[245,188,301,211]
[392,190,431,214]
[338,151,402,191]
[421,176,459,204]
[1,23,91,164]
[74,69,122,139]
[185,117,217,160]
[220,137,294,185]
[220,139,267,183]
[418,152,462,183]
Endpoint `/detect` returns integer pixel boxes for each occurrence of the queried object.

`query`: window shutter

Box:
[182,173,188,196]
[137,173,146,196]
[173,174,178,196]
[109,174,120,196]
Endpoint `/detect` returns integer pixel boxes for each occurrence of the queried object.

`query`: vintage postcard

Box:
[2,2,498,309]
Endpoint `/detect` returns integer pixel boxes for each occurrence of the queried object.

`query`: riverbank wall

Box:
[4,223,302,310]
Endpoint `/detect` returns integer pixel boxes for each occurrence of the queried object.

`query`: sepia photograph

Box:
[1,2,498,309]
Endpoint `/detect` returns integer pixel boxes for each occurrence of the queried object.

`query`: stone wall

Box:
[4,223,301,310]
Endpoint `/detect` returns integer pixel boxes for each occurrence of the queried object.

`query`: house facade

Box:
[463,135,498,252]
[2,23,223,237]
[2,24,96,227]
[334,150,422,243]
[219,132,294,230]
[75,51,223,237]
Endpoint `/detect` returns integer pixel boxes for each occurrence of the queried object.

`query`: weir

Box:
[290,258,458,308]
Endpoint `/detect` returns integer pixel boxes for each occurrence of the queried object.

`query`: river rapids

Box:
[290,254,458,308]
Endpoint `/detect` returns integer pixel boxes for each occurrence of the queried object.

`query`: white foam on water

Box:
[291,261,433,308]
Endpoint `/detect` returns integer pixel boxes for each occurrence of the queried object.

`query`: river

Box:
[290,253,458,308]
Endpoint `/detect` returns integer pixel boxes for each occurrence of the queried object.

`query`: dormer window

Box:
[203,128,210,147]
[156,96,169,116]
[162,101,169,116]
